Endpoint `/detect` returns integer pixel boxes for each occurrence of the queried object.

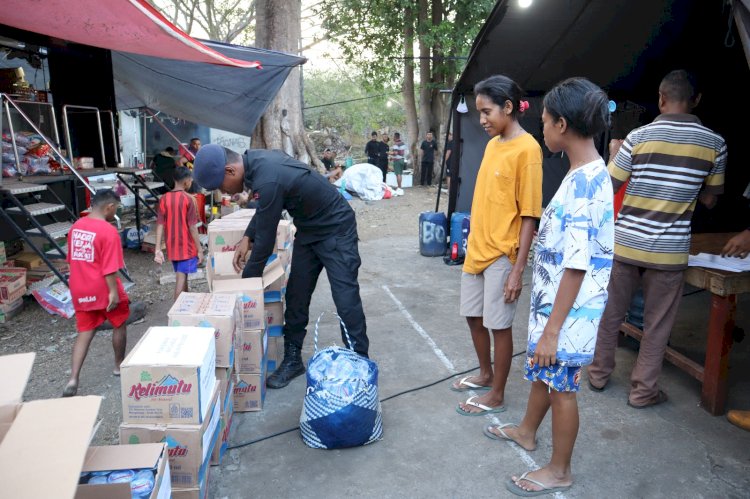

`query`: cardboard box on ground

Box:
[120,381,221,490]
[0,264,27,323]
[167,293,241,368]
[120,327,217,425]
[0,353,172,499]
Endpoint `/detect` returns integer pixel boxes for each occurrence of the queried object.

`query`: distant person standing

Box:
[420,131,438,186]
[365,131,380,166]
[444,132,455,192]
[390,132,407,192]
[377,133,390,182]
[151,146,177,189]
[321,148,335,171]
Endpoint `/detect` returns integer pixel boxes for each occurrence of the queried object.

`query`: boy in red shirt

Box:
[64,189,129,397]
[154,166,203,301]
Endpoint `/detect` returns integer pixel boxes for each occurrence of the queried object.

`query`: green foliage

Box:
[303,69,407,149]
[314,0,496,91]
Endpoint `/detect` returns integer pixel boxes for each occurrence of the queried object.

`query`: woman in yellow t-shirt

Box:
[452,75,543,416]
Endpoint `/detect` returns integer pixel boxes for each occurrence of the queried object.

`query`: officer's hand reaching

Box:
[233,236,252,273]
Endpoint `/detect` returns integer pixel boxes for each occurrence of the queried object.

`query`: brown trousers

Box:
[588,260,685,405]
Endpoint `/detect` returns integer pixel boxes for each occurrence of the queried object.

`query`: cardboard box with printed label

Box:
[211,277,264,331]
[121,327,216,425]
[264,300,284,337]
[233,371,266,412]
[0,269,26,302]
[236,328,267,374]
[168,293,239,368]
[76,443,172,499]
[0,296,24,324]
[170,463,209,499]
[119,381,220,490]
[207,219,249,254]
[210,378,234,466]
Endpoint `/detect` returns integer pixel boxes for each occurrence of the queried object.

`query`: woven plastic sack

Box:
[299,313,382,449]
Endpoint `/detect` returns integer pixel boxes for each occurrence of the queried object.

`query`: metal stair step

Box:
[0,182,48,195]
[26,221,73,239]
[136,181,164,190]
[6,202,66,216]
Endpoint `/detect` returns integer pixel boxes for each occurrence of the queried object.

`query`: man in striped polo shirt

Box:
[587,70,726,408]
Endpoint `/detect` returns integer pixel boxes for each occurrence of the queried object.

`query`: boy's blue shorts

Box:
[173,256,198,274]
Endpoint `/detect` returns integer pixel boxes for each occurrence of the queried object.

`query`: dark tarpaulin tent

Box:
[448,0,750,232]
[113,40,306,137]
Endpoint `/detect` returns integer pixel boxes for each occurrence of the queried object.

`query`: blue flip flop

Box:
[456,395,506,416]
[505,471,572,497]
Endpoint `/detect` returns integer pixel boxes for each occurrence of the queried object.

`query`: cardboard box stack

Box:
[0,265,26,323]
[205,211,295,415]
[0,352,172,499]
[118,326,218,497]
[166,292,240,468]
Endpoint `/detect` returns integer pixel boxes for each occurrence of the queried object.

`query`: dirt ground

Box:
[0,184,448,446]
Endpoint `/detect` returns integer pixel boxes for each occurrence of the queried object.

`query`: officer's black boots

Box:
[266,341,306,389]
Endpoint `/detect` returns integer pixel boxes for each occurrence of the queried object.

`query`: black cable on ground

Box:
[228,349,528,450]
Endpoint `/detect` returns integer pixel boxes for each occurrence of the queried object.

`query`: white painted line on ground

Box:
[381,284,567,499]
[381,285,455,372]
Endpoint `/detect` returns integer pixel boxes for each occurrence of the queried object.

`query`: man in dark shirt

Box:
[365,131,380,166]
[193,145,370,389]
[377,134,390,182]
[420,131,438,186]
[321,148,335,171]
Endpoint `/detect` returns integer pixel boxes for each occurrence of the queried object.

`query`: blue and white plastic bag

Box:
[300,313,382,449]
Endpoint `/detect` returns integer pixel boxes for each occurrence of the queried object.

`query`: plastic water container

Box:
[461,215,471,256]
[419,211,448,257]
[449,212,470,258]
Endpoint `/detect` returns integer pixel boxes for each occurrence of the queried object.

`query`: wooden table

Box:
[619,232,750,416]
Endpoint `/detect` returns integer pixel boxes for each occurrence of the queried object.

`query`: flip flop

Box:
[483,423,537,451]
[505,471,572,497]
[456,395,506,416]
[450,376,491,392]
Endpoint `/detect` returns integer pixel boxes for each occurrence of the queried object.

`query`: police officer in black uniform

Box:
[193,145,369,389]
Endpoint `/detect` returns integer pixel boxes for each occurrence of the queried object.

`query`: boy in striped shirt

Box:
[154,166,204,301]
[588,69,725,408]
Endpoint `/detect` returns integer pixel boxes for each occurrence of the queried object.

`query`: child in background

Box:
[490,78,614,496]
[64,189,129,397]
[453,74,542,416]
[154,166,203,301]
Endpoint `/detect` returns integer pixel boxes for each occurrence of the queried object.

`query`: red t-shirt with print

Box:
[67,217,128,311]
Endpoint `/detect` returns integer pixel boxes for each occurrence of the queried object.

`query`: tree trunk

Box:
[403,5,419,172]
[252,0,322,170]
[416,0,432,181]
